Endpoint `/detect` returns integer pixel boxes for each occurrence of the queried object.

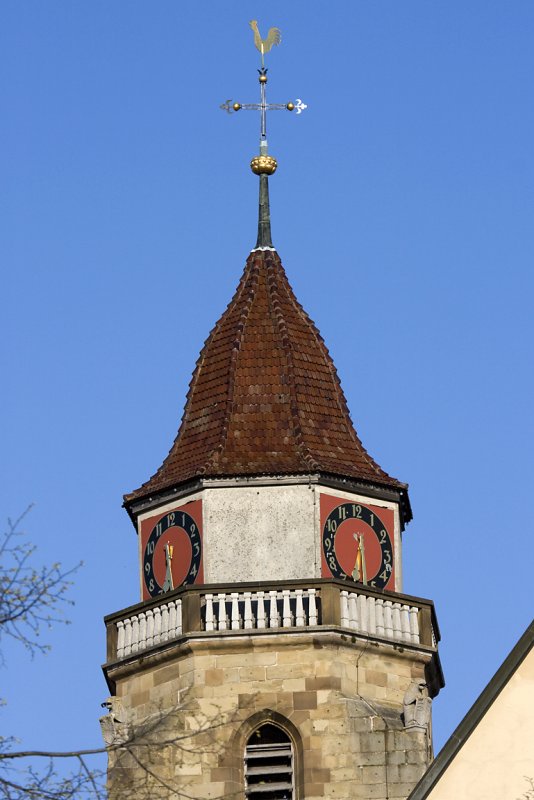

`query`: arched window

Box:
[244,723,294,800]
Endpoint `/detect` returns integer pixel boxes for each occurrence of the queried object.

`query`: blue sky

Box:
[2,0,533,762]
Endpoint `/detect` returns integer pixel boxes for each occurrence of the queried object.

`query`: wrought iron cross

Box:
[220,69,307,150]
[221,68,306,121]
[220,22,307,157]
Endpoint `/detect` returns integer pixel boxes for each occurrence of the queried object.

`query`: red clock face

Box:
[320,494,395,591]
[140,500,203,599]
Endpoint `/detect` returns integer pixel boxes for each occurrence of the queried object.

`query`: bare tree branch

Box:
[0,507,81,658]
[0,510,240,800]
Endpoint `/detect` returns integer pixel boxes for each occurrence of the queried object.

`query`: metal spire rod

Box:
[260,67,267,143]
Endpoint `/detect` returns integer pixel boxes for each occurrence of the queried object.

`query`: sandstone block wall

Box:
[107,632,433,800]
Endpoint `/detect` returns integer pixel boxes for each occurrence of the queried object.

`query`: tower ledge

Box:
[103,576,443,698]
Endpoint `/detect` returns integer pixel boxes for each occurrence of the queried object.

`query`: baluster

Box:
[161,603,169,642]
[392,603,402,640]
[244,592,253,629]
[153,606,162,644]
[123,618,132,656]
[269,591,279,628]
[217,593,227,631]
[409,606,420,643]
[176,599,182,636]
[282,590,292,627]
[231,592,240,630]
[205,594,214,631]
[358,594,368,634]
[116,620,125,659]
[146,609,154,648]
[131,615,139,653]
[375,598,385,637]
[349,592,359,630]
[340,590,349,627]
[138,611,147,651]
[256,592,266,628]
[368,596,376,635]
[168,600,177,638]
[383,600,393,638]
[308,589,318,625]
[295,589,305,626]
[400,604,411,642]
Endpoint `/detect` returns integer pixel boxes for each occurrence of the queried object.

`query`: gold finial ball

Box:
[233,102,242,111]
[250,154,278,175]
[286,102,295,111]
[259,73,268,84]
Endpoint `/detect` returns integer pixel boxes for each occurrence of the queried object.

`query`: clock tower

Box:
[101,27,443,800]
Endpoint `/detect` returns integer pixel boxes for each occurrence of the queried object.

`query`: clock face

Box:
[320,494,395,591]
[140,500,203,599]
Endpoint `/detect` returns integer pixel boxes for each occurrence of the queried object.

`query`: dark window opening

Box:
[245,723,294,800]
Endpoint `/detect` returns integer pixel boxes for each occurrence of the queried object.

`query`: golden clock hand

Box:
[352,534,361,581]
[162,542,174,593]
[352,534,368,584]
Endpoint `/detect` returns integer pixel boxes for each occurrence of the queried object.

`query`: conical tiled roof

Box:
[125,249,406,505]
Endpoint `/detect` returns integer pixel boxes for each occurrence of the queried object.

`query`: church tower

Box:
[102,26,443,800]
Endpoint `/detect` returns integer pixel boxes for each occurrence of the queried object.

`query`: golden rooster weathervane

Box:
[249,20,281,67]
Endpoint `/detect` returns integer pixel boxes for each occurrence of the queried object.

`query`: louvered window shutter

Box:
[244,724,294,799]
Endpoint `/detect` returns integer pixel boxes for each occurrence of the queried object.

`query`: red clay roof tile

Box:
[125,250,404,503]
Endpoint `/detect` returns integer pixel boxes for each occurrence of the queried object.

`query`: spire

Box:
[124,26,409,518]
[250,67,278,249]
[256,173,273,248]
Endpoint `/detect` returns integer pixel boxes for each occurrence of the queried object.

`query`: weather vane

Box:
[220,20,307,176]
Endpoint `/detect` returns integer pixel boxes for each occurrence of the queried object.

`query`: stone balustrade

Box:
[116,597,182,659]
[203,588,318,631]
[340,590,419,644]
[105,579,438,663]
